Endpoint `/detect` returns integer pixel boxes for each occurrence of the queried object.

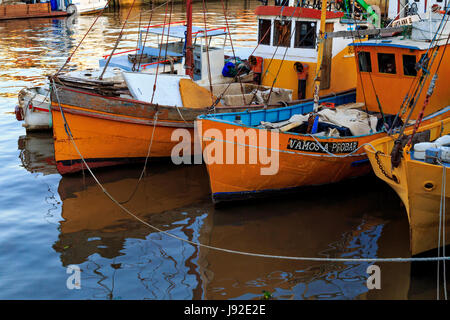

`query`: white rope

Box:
[118,111,159,204]
[51,83,450,263]
[202,133,377,158]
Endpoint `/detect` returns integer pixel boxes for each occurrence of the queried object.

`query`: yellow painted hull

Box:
[365,114,450,255]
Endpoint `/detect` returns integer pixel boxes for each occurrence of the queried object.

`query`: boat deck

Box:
[0,3,68,20]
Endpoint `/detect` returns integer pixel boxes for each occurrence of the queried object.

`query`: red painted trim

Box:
[192,27,227,35]
[56,159,144,175]
[254,5,344,20]
[103,48,140,60]
[141,59,170,69]
[144,20,186,29]
[51,104,194,128]
[29,105,49,113]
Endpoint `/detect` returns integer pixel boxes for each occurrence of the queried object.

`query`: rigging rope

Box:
[99,0,138,80]
[136,1,156,72]
[202,0,214,96]
[150,0,169,105]
[55,0,114,76]
[437,159,448,300]
[50,77,450,264]
[220,0,247,104]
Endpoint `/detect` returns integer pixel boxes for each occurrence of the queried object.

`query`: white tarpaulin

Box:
[260,104,378,136]
[122,72,190,107]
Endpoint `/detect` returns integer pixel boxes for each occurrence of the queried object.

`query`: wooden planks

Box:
[53,75,130,97]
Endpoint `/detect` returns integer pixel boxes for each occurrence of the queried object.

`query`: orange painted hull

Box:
[200,109,450,203]
[52,105,194,174]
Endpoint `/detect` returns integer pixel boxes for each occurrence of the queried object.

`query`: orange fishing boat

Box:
[198,9,450,203]
[51,73,294,174]
[49,0,361,175]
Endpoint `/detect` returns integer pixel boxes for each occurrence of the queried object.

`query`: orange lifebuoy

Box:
[249,55,263,73]
[320,102,335,109]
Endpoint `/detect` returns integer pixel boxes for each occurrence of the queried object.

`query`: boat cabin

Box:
[252,3,362,100]
[98,24,228,82]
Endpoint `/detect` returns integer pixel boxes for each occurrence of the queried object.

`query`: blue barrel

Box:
[50,0,58,11]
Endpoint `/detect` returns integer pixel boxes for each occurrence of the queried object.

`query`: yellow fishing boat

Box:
[365,116,450,256]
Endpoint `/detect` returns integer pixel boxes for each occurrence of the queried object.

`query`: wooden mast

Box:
[313,0,329,111]
[185,0,194,79]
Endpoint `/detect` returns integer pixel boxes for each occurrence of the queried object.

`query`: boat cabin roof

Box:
[146,25,227,39]
[350,37,443,51]
[255,5,344,21]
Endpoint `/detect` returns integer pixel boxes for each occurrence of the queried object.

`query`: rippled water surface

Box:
[0,0,448,300]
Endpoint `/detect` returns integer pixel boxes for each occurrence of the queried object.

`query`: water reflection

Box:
[15,132,415,300]
[206,181,411,300]
[18,133,57,175]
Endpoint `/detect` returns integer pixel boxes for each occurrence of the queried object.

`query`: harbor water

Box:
[0,0,448,299]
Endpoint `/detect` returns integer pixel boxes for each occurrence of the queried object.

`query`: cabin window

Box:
[403,54,417,76]
[258,19,271,46]
[358,51,372,72]
[274,20,292,48]
[378,53,396,74]
[294,21,316,48]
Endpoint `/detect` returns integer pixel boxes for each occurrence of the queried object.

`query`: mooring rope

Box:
[50,80,450,263]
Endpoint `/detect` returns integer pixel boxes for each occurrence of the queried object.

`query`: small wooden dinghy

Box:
[365,111,450,256]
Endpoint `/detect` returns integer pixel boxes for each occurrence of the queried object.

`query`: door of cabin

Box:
[320,23,333,90]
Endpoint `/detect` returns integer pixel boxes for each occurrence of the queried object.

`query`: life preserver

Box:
[15,105,24,121]
[249,55,263,74]
[294,62,309,80]
[320,102,336,109]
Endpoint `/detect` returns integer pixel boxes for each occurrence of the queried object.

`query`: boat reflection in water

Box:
[54,170,411,299]
[16,133,430,299]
